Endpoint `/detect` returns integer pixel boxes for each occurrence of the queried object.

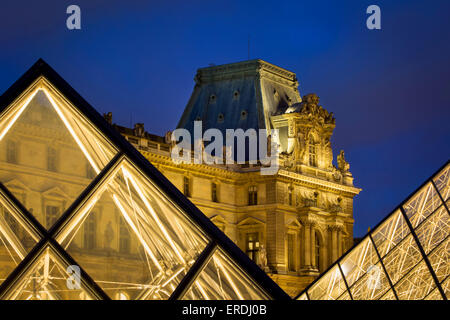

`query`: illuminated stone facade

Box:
[110,60,361,297]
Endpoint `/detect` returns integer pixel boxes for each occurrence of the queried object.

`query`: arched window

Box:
[248,186,257,205]
[315,231,321,271]
[309,136,317,167]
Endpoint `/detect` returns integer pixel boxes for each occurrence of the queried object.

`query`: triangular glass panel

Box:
[0,78,117,229]
[339,238,380,288]
[424,287,444,300]
[440,276,449,298]
[54,158,209,300]
[394,259,435,300]
[338,238,391,300]
[433,165,450,201]
[297,293,308,300]
[181,248,269,300]
[379,289,397,300]
[414,205,449,254]
[371,210,409,258]
[347,261,391,300]
[382,234,422,285]
[403,182,443,228]
[0,191,40,286]
[427,237,449,283]
[1,245,96,300]
[304,264,347,300]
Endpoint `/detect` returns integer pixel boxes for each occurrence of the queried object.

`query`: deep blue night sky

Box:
[0,0,449,236]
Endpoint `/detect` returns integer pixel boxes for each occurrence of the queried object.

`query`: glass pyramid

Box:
[0,78,117,229]
[0,59,288,300]
[296,162,450,300]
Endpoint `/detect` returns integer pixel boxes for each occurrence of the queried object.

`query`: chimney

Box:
[103,112,112,124]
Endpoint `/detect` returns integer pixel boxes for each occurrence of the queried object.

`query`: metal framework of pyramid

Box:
[0,59,290,300]
[296,161,450,300]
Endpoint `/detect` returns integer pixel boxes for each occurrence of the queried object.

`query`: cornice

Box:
[196,59,297,85]
[278,169,361,195]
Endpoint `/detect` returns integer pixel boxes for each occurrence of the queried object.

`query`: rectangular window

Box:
[6,140,17,164]
[47,147,57,172]
[84,214,96,250]
[183,177,190,197]
[45,205,60,228]
[211,182,218,202]
[119,217,130,254]
[248,186,257,205]
[288,233,295,271]
[246,232,259,264]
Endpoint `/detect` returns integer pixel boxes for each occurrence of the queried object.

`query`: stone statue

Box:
[258,244,267,269]
[104,221,114,249]
[337,150,350,172]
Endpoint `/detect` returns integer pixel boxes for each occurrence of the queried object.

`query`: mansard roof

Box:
[177,59,302,136]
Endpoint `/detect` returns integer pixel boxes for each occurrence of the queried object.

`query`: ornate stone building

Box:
[109,60,361,296]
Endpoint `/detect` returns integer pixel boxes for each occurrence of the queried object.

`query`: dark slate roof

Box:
[177,59,302,137]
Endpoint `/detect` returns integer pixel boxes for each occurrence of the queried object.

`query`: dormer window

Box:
[209,94,216,104]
